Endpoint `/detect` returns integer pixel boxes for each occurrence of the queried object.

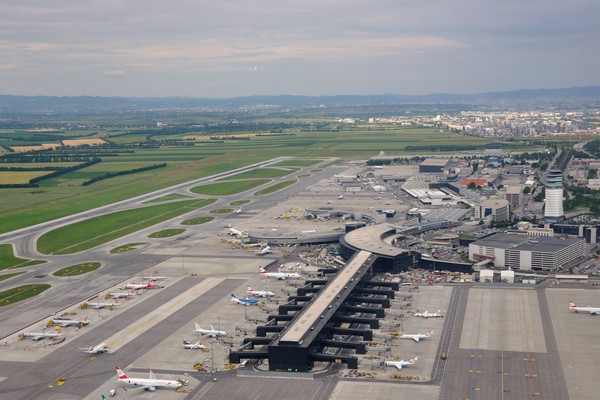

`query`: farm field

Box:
[0,126,531,234]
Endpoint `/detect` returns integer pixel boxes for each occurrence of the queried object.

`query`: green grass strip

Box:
[148,229,186,238]
[270,159,322,167]
[0,284,51,307]
[218,168,293,181]
[229,200,251,206]
[0,244,46,271]
[181,216,214,225]
[110,243,148,253]
[37,199,215,255]
[0,272,25,282]
[53,262,101,277]
[190,179,270,196]
[209,208,233,214]
[254,180,297,196]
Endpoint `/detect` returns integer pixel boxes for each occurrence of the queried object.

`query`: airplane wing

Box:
[392,363,403,370]
[413,337,420,342]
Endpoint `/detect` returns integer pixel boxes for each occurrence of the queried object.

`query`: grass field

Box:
[53,262,101,277]
[0,272,25,282]
[148,229,186,238]
[0,171,55,184]
[181,216,214,225]
[110,243,148,253]
[0,126,537,234]
[190,179,270,196]
[37,199,215,255]
[0,244,46,271]
[0,284,51,307]
[254,180,297,195]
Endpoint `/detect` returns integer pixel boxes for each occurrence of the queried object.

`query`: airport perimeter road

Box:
[0,278,244,400]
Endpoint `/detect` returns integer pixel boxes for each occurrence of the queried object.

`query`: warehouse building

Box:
[419,158,450,173]
[469,233,585,271]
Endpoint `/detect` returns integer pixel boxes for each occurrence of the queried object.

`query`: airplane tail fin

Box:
[247,286,253,292]
[231,293,237,299]
[259,266,267,274]
[228,223,233,228]
[410,356,418,363]
[101,395,106,400]
[116,366,128,379]
[183,339,190,345]
[211,325,215,331]
[426,330,433,336]
[148,367,156,380]
[569,300,576,308]
[195,322,202,331]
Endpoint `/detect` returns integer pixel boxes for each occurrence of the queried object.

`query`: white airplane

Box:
[257,246,272,255]
[89,299,119,309]
[259,266,301,280]
[115,366,182,391]
[182,339,206,350]
[80,342,109,354]
[413,310,442,318]
[400,330,433,342]
[246,286,275,298]
[108,288,136,299]
[385,356,418,370]
[194,323,227,338]
[569,300,600,315]
[142,274,168,281]
[21,328,64,341]
[338,195,344,199]
[230,293,260,306]
[51,315,90,328]
[228,224,247,237]
[124,279,154,290]
[235,208,243,214]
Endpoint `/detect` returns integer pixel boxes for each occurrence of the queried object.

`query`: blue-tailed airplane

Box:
[230,293,259,306]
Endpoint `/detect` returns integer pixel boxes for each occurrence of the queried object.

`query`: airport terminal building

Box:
[469,233,585,271]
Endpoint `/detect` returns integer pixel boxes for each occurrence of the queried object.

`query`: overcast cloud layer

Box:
[1,1,598,97]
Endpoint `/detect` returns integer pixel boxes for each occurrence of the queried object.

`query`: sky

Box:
[1,1,598,97]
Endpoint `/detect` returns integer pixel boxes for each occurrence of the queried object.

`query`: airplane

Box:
[413,310,442,318]
[400,330,433,342]
[259,266,301,280]
[51,315,90,328]
[257,246,272,255]
[230,293,260,306]
[569,300,600,315]
[108,288,136,299]
[235,208,243,214]
[228,224,247,238]
[246,286,275,298]
[385,356,418,370]
[194,323,227,338]
[89,299,119,309]
[80,342,109,354]
[142,274,168,281]
[21,327,64,341]
[124,279,154,290]
[182,339,207,350]
[338,195,344,199]
[115,366,182,391]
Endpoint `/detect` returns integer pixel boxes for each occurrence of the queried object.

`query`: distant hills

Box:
[0,86,598,114]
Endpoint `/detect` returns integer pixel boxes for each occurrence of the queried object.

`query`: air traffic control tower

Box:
[544,169,564,223]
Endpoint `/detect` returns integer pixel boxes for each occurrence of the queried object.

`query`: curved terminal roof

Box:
[342,223,408,257]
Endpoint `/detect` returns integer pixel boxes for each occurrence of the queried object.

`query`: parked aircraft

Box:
[51,315,90,328]
[21,328,64,341]
[182,339,206,349]
[569,300,600,315]
[228,224,247,238]
[338,195,344,199]
[235,208,243,214]
[89,299,119,309]
[142,274,168,281]
[115,366,182,391]
[257,246,272,255]
[124,279,154,290]
[230,293,260,306]
[246,286,275,298]
[259,266,301,280]
[194,323,227,338]
[385,356,418,370]
[400,330,433,342]
[80,342,109,354]
[413,310,442,318]
[108,288,135,299]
